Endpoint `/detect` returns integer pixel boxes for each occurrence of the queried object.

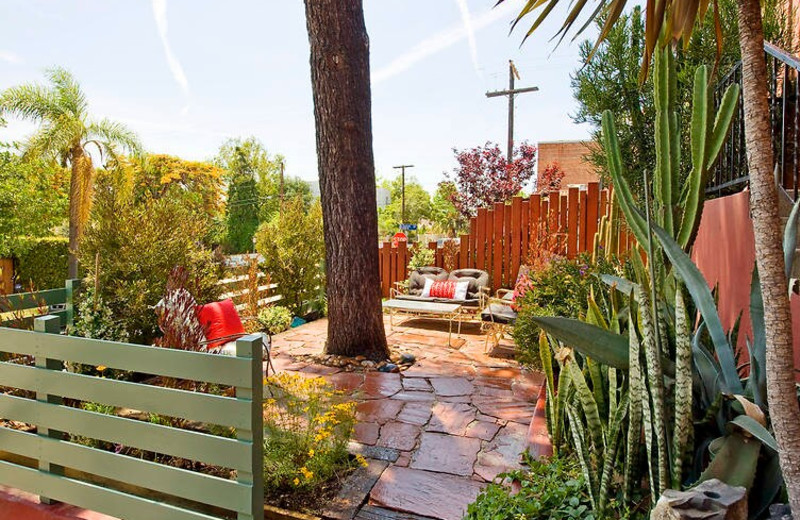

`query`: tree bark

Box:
[737,0,800,512]
[304,0,389,360]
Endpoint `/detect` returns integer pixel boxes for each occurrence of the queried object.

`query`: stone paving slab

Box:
[270,316,550,520]
[369,467,485,520]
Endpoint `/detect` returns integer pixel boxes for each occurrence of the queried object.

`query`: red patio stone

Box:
[392,390,435,402]
[474,422,529,481]
[363,372,402,398]
[356,399,404,424]
[370,466,485,520]
[527,386,553,458]
[430,378,474,397]
[472,397,537,424]
[401,378,432,392]
[353,422,380,445]
[377,422,420,451]
[410,432,482,476]
[396,402,433,426]
[427,402,476,436]
[465,420,501,441]
[326,372,365,392]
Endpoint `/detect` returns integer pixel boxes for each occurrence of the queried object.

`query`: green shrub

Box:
[257,305,292,335]
[263,373,365,502]
[255,196,324,315]
[79,171,222,345]
[407,244,435,272]
[513,254,618,367]
[14,237,69,290]
[466,454,639,520]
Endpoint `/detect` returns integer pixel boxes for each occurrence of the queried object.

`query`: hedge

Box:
[14,237,69,291]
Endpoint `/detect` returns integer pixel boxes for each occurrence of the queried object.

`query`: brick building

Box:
[536,140,599,191]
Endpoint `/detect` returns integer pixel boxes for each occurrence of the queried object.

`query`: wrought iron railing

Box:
[707,42,800,200]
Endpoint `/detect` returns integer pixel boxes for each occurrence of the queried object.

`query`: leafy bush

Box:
[263,373,365,499]
[465,455,598,520]
[407,245,435,272]
[255,196,324,315]
[14,237,69,290]
[258,305,292,335]
[79,170,222,345]
[513,254,618,366]
[72,284,129,343]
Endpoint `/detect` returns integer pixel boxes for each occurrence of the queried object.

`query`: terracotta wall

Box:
[536,140,600,189]
[692,191,800,377]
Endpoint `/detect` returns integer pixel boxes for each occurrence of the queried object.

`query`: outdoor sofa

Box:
[391,267,490,310]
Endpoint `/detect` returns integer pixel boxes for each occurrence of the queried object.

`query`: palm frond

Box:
[0,83,64,122]
[498,0,715,82]
[46,67,88,118]
[22,116,82,162]
[87,118,143,159]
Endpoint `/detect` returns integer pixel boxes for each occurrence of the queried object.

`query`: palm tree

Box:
[304,0,390,360]
[0,67,142,278]
[501,0,800,511]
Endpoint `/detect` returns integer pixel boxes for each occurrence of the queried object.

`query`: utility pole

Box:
[486,60,539,161]
[393,164,414,225]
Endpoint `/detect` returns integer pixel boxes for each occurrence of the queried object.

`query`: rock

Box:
[650,479,747,520]
[378,363,399,373]
[769,504,793,520]
[355,355,366,361]
[361,360,376,368]
[399,353,416,365]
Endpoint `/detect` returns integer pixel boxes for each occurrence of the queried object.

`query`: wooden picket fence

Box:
[379,182,634,296]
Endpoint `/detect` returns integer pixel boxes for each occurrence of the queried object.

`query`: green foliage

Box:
[603,46,740,252]
[429,181,466,237]
[257,305,293,335]
[78,170,222,345]
[572,0,786,198]
[406,245,435,272]
[225,147,260,253]
[377,174,432,237]
[14,237,69,290]
[255,196,325,315]
[263,373,365,499]
[0,149,68,258]
[513,254,617,366]
[466,454,640,520]
[71,284,129,343]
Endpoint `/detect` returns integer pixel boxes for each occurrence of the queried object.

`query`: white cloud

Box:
[0,50,22,64]
[151,0,190,99]
[372,1,518,84]
[455,0,481,78]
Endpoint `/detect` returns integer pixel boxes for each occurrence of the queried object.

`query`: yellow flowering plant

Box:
[262,373,363,495]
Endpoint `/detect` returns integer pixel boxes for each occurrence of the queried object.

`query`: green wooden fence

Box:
[0,315,264,520]
[0,279,81,327]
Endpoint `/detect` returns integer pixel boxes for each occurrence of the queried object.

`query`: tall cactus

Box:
[601,46,740,252]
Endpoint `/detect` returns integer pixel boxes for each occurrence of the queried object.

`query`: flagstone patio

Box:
[270,316,551,520]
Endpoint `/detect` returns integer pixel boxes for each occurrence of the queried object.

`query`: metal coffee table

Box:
[382,299,463,346]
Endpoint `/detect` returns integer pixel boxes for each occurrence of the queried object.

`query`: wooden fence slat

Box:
[586,182,600,254]
[476,209,487,271]
[492,203,504,292]
[520,199,530,265]
[567,187,579,259]
[579,189,588,252]
[511,197,522,285]
[503,202,512,287]
[485,209,495,275]
[469,217,477,267]
[459,234,469,270]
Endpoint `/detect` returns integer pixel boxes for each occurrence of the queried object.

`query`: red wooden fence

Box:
[378,182,633,297]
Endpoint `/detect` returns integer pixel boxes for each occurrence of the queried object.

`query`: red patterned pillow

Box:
[429,280,458,299]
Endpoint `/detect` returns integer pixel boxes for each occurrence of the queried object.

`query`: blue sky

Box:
[0,0,597,193]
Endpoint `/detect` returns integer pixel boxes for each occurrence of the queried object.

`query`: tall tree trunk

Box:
[737,0,800,511]
[67,147,94,279]
[304,0,389,360]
